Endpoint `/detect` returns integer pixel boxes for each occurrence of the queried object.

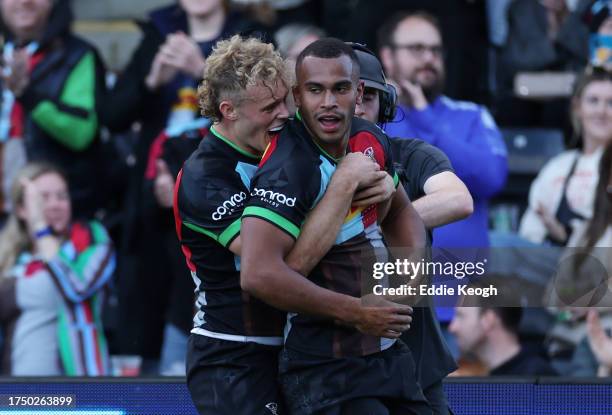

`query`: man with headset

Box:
[351,43,472,414]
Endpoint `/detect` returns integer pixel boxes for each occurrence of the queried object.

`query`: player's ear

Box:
[356,80,365,105]
[219,99,238,121]
[292,85,301,108]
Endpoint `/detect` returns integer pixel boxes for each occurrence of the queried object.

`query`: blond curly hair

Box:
[198,35,289,122]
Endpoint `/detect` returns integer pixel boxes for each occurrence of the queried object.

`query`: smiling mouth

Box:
[267,121,286,133]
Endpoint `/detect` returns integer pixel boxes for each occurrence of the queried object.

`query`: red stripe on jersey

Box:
[349,131,387,227]
[259,133,279,167]
[173,170,196,272]
[349,131,386,169]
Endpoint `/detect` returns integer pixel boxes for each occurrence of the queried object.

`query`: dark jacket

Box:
[1,0,107,219]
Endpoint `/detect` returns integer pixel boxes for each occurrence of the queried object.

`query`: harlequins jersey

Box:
[174,126,285,341]
[244,115,400,358]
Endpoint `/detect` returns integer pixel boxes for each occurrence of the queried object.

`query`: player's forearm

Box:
[382,188,426,248]
[412,190,473,229]
[242,262,362,325]
[285,176,357,275]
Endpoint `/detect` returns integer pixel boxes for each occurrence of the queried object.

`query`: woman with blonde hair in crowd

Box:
[0,163,115,376]
[519,67,612,246]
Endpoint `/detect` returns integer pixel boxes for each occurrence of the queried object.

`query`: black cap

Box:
[352,46,388,92]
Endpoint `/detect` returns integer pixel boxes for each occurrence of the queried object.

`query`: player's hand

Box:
[154,159,175,209]
[352,172,396,207]
[335,152,385,190]
[353,294,413,339]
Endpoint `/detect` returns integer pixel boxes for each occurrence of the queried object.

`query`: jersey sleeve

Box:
[380,133,400,188]
[243,138,321,240]
[176,167,247,248]
[350,122,400,188]
[391,138,454,200]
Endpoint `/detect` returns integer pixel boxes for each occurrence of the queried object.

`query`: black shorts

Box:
[186,334,285,415]
[279,340,432,415]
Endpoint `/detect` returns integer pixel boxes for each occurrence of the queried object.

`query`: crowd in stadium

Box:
[1,0,612,392]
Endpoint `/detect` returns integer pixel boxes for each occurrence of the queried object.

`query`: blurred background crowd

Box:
[1,0,612,379]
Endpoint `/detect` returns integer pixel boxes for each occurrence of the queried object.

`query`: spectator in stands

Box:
[274,23,325,113]
[519,68,612,246]
[495,0,591,128]
[0,0,107,220]
[379,11,507,249]
[377,12,506,344]
[103,0,265,374]
[275,23,325,61]
[545,143,612,376]
[0,162,114,376]
[449,292,557,376]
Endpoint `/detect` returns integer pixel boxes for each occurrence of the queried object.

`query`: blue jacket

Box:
[385,96,508,248]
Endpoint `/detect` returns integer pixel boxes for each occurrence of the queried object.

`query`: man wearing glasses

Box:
[377,10,508,352]
[378,10,507,247]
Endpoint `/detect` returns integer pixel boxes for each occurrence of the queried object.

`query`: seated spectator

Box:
[542,142,612,375]
[495,0,591,128]
[0,163,115,376]
[102,0,264,374]
[519,68,612,246]
[377,11,507,345]
[274,23,325,113]
[449,287,557,376]
[378,10,507,249]
[0,0,107,220]
[275,23,325,61]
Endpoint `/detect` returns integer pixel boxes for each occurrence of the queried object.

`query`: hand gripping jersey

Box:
[174,126,285,344]
[244,114,400,358]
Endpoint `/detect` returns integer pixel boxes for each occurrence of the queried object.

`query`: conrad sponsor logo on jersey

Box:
[252,188,296,207]
[212,191,247,220]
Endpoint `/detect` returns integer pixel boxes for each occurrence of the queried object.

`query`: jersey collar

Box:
[210,125,260,160]
[295,109,342,164]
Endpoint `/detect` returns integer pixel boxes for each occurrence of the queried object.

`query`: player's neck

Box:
[213,123,263,157]
[480,334,521,372]
[305,130,349,161]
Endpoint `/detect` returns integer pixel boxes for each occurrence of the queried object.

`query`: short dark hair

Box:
[467,276,523,335]
[295,37,360,78]
[481,307,522,335]
[377,10,443,51]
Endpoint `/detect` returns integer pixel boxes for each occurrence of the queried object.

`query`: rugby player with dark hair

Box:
[241,37,432,415]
